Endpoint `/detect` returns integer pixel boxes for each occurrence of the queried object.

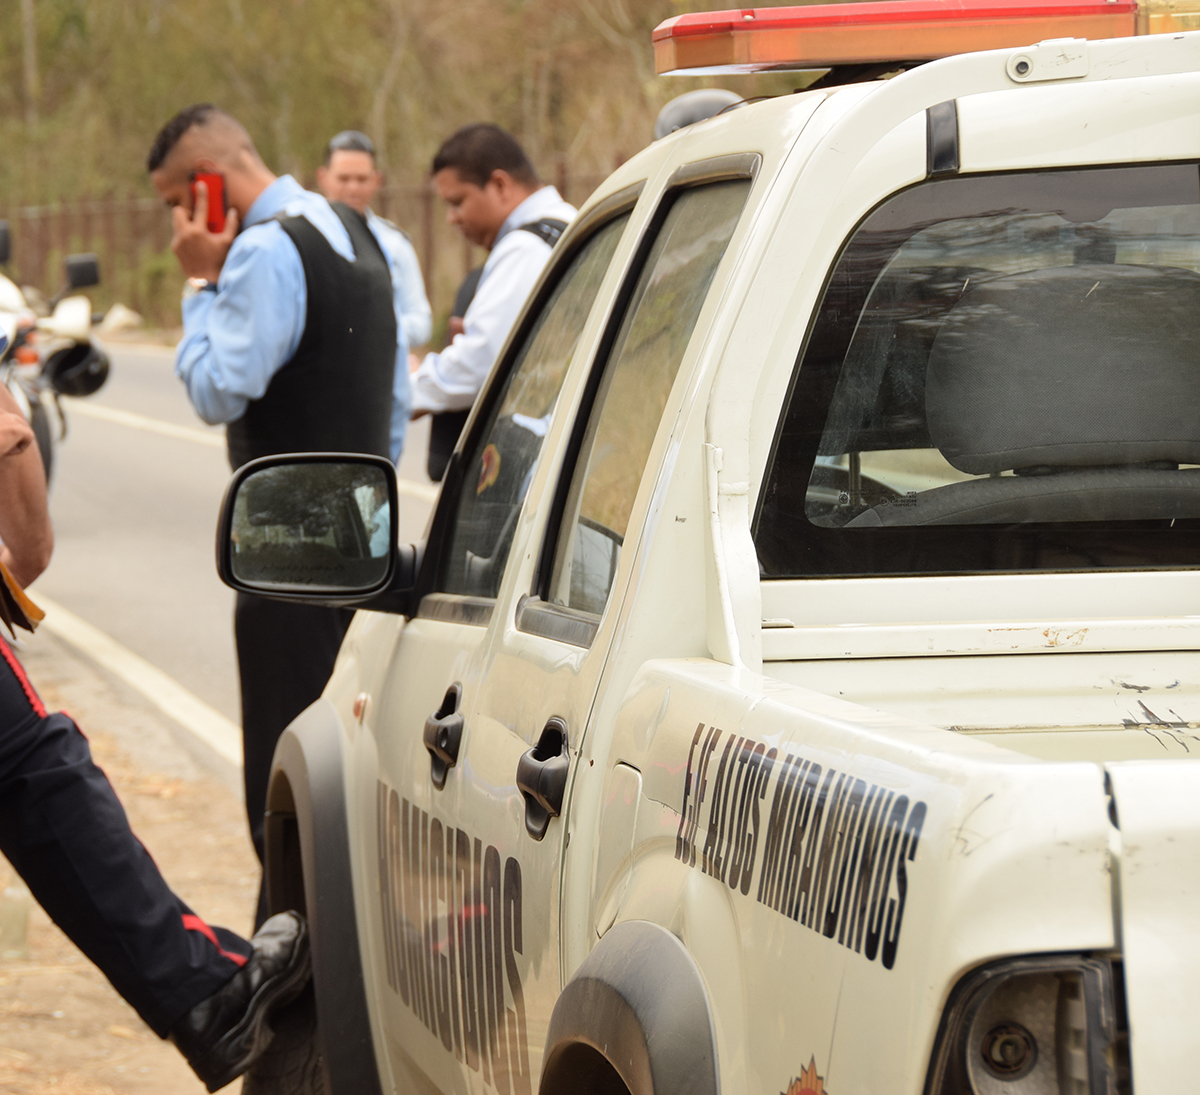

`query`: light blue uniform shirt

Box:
[366,209,432,350]
[176,175,412,463]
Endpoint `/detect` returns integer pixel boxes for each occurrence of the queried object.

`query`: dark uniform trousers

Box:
[235,594,353,924]
[0,636,250,1036]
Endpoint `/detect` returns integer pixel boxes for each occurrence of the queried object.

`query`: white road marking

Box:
[399,476,439,504]
[67,399,224,447]
[65,400,441,504]
[97,341,175,357]
[31,591,243,771]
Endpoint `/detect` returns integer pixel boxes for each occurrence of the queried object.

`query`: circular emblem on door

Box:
[477,443,501,494]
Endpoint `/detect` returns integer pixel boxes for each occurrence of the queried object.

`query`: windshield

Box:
[756,162,1200,578]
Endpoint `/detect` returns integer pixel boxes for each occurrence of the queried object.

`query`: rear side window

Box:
[756,162,1200,578]
[438,213,630,598]
[550,179,751,614]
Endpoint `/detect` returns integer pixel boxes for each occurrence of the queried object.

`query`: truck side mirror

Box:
[216,452,423,616]
[64,253,100,290]
[0,222,10,266]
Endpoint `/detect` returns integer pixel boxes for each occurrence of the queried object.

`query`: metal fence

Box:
[1,169,609,337]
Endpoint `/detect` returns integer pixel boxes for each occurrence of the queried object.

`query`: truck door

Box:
[452,175,753,1095]
[366,207,633,1095]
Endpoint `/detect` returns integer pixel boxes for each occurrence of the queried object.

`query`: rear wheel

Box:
[540,1043,632,1095]
[241,983,331,1095]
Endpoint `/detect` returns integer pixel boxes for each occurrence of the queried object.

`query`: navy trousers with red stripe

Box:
[0,637,252,1037]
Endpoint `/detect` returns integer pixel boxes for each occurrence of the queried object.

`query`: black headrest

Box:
[925,264,1200,474]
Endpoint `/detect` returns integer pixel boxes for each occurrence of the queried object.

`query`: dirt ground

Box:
[0,629,259,1095]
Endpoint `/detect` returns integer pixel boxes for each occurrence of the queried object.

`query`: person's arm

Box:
[364,219,419,464]
[174,226,307,424]
[391,235,433,350]
[0,389,51,587]
[410,235,551,415]
[388,342,412,465]
[367,216,433,352]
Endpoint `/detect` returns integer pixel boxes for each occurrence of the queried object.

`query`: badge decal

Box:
[477,443,501,494]
[785,1057,828,1095]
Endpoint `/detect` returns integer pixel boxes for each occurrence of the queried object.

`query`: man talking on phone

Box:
[147,103,406,926]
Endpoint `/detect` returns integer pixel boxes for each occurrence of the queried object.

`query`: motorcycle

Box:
[0,220,110,484]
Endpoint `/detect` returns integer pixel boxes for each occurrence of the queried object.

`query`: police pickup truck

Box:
[218,5,1200,1092]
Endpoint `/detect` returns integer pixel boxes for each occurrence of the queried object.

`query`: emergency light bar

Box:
[653,0,1200,74]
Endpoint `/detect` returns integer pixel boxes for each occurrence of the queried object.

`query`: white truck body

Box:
[233,29,1200,1095]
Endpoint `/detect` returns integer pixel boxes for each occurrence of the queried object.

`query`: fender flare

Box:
[540,920,720,1095]
[265,698,383,1095]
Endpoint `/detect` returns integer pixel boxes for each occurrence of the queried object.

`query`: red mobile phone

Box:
[189,171,227,233]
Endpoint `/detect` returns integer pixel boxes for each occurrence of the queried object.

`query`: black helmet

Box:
[653,89,744,141]
[44,342,110,397]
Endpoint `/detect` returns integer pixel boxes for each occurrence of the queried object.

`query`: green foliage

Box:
[133,243,182,328]
[0,0,798,204]
[1,0,805,323]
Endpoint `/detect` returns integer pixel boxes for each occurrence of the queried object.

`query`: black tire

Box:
[29,398,52,485]
[241,983,332,1095]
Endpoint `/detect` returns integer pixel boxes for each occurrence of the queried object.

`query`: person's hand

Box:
[408,351,422,374]
[0,411,34,458]
[170,180,240,282]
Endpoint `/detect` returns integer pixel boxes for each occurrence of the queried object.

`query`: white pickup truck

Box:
[219,8,1200,1094]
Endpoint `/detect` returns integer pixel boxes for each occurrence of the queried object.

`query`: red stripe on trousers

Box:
[0,638,47,718]
[181,914,249,968]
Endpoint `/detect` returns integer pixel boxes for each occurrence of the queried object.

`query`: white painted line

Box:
[64,400,441,504]
[31,592,243,770]
[66,400,225,448]
[398,477,439,504]
[98,341,176,357]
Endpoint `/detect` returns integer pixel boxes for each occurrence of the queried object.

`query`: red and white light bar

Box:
[653,0,1200,74]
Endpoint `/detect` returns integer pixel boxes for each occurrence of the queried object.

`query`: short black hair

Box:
[325,130,376,166]
[431,124,538,189]
[146,103,217,172]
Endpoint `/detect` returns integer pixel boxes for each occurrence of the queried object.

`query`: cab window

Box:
[436,213,630,599]
[548,179,751,615]
[756,162,1200,578]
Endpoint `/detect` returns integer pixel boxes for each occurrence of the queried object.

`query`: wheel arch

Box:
[539,920,720,1095]
[265,697,383,1095]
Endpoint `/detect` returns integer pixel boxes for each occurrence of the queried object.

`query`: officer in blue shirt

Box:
[149,104,402,926]
[316,129,433,388]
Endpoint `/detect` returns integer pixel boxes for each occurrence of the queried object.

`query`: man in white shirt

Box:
[411,124,576,418]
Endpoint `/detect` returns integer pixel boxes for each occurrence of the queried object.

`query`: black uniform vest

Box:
[225,202,398,470]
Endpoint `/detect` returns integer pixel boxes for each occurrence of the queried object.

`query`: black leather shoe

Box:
[170,911,312,1093]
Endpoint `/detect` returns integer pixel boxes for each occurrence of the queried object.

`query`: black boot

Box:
[169,911,312,1092]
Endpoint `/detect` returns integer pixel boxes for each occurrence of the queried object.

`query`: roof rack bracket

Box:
[1006,37,1090,83]
[926,100,960,179]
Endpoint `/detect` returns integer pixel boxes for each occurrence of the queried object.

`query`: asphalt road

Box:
[32,341,437,724]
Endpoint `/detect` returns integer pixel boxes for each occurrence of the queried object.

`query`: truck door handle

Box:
[516,718,569,841]
[423,683,463,791]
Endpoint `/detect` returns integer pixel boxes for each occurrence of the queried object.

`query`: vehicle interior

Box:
[755,161,1200,577]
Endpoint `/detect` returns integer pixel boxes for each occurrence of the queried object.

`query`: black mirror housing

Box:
[0,222,10,266]
[216,452,423,617]
[64,253,100,290]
